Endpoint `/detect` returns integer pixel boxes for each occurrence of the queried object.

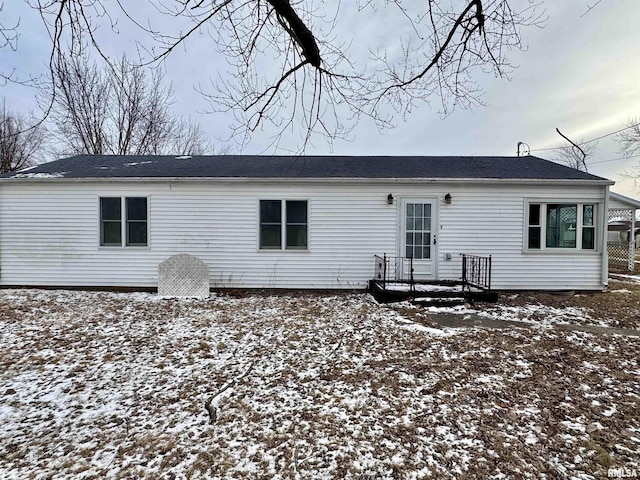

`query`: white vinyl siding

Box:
[435,186,606,290]
[0,181,608,290]
[0,183,395,289]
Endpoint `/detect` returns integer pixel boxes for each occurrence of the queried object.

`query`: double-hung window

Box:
[259,200,282,249]
[100,197,122,246]
[259,200,308,250]
[100,197,148,247]
[526,202,596,251]
[126,198,148,246]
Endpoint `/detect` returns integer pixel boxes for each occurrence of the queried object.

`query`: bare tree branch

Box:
[554,127,589,172]
[551,131,597,173]
[366,1,545,123]
[0,100,45,173]
[617,118,640,160]
[7,1,546,150]
[581,0,603,17]
[0,2,18,51]
[46,53,214,156]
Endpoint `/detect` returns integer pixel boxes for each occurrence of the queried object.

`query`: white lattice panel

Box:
[158,254,210,298]
[608,208,636,271]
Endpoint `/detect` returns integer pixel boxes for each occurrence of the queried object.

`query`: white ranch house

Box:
[0,155,615,291]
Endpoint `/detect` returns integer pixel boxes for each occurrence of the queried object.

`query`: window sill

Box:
[258,249,310,253]
[99,246,151,250]
[522,248,600,255]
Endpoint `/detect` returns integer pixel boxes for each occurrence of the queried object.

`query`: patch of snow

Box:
[413,297,465,304]
[561,421,586,433]
[475,374,503,385]
[516,406,540,416]
[382,282,482,293]
[175,155,193,160]
[476,304,596,328]
[610,273,640,284]
[425,304,476,315]
[12,171,68,179]
[400,322,456,336]
[124,161,154,166]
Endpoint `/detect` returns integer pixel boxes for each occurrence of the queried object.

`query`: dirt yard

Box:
[0,288,638,479]
[484,279,640,330]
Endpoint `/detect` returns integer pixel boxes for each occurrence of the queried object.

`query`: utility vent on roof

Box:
[158,254,209,298]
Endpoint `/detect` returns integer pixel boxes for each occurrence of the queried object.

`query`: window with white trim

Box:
[126,197,148,246]
[526,202,596,251]
[100,197,148,247]
[259,200,308,250]
[100,197,122,246]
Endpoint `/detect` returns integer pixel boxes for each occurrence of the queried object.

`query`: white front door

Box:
[401,199,437,280]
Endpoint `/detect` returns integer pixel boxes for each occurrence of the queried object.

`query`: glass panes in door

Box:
[405,203,432,259]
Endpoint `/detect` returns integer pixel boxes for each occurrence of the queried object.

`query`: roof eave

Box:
[609,191,640,208]
[0,176,614,185]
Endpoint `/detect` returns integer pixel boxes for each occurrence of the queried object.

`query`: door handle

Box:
[433,235,437,245]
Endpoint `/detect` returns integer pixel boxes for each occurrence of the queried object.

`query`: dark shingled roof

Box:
[1,155,611,182]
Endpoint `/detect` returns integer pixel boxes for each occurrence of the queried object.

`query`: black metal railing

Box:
[461,254,492,292]
[373,254,414,289]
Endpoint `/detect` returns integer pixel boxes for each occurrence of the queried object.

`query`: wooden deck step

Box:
[411,297,466,307]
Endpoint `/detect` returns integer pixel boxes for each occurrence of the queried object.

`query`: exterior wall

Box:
[0,180,608,290]
[608,196,640,210]
[434,184,607,290]
[609,198,628,210]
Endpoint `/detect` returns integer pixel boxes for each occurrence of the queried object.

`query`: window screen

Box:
[100,197,122,246]
[286,200,308,249]
[260,200,282,249]
[126,197,148,246]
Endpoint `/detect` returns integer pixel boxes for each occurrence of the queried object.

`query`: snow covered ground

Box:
[610,273,640,285]
[0,289,638,479]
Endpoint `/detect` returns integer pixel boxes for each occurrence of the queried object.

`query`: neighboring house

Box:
[607,222,640,245]
[0,155,614,291]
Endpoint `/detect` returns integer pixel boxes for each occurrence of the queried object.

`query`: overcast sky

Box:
[2,1,640,197]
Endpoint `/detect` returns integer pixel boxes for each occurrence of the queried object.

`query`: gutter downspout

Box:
[602,184,610,290]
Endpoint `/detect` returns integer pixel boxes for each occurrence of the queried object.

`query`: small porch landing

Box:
[371,254,497,305]
[369,280,497,305]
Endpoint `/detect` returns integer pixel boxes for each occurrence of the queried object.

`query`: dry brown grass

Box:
[491,279,640,329]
